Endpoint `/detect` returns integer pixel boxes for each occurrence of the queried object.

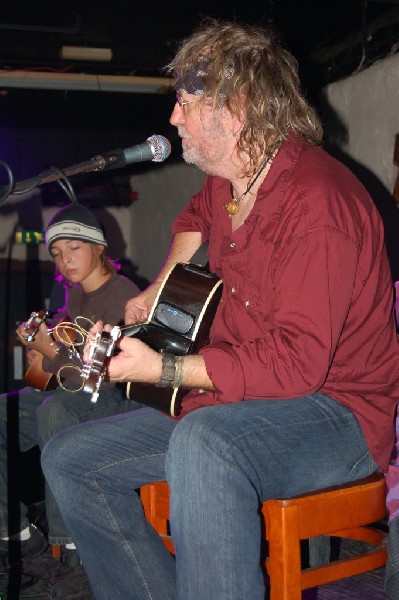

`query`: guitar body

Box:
[126,262,223,416]
[25,353,58,391]
[84,263,223,416]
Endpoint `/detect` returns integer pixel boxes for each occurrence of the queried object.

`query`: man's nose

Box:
[170,102,184,126]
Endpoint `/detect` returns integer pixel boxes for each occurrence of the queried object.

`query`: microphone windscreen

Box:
[147,135,172,163]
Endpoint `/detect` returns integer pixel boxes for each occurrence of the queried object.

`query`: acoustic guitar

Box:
[23,311,74,391]
[83,263,223,416]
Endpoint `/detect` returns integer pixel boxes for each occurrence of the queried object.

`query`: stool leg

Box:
[265,504,302,600]
[51,544,62,559]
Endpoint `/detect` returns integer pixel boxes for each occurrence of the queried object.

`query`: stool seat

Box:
[140,471,388,599]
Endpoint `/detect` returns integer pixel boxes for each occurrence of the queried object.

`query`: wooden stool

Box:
[140,482,174,554]
[140,472,388,599]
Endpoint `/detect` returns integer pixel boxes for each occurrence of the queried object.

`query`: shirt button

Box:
[245,300,250,307]
[231,287,236,294]
[230,242,236,248]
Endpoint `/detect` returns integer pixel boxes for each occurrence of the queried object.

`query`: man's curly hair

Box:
[166,19,323,176]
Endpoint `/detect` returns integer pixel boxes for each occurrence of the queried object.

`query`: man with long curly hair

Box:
[42,20,399,600]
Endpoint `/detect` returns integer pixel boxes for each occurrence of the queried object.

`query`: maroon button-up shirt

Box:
[172,133,399,471]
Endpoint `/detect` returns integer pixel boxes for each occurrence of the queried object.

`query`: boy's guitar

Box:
[83,263,223,416]
[23,311,74,391]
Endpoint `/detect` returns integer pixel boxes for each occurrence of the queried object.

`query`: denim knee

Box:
[36,395,75,448]
[166,406,249,486]
[168,408,224,458]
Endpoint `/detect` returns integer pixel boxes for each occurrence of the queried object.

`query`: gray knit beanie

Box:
[45,204,107,250]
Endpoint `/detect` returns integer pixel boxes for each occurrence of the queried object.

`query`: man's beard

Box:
[178,127,204,169]
[178,126,224,175]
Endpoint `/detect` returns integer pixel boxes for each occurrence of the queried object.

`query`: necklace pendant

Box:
[226,199,240,217]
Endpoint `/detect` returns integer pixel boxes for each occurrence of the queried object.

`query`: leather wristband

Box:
[158,352,176,388]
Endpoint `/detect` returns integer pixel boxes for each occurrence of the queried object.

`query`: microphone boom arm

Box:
[6,134,171,198]
[12,154,115,195]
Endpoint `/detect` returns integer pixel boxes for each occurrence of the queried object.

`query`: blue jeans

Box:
[0,387,43,539]
[41,393,377,600]
[0,385,139,544]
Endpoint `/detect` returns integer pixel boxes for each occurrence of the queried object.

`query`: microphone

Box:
[10,134,172,196]
[102,134,172,169]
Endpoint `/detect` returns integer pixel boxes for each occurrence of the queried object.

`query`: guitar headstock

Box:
[23,310,49,342]
[82,326,121,403]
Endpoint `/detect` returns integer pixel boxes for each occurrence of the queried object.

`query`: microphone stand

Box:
[12,153,121,195]
[0,150,125,204]
[1,134,171,204]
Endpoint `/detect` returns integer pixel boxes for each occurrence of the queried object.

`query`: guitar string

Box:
[48,317,96,393]
[49,317,95,348]
[106,320,148,334]
[56,365,85,392]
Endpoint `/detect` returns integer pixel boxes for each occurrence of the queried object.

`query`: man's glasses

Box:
[175,93,201,109]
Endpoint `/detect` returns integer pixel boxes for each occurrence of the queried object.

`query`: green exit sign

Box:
[15,230,45,244]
